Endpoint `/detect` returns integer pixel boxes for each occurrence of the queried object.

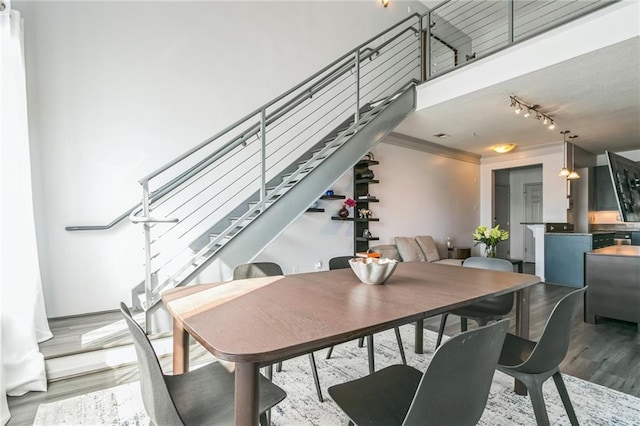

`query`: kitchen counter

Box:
[587,245,640,257]
[585,245,640,331]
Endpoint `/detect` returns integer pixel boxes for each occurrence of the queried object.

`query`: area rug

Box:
[34,326,640,425]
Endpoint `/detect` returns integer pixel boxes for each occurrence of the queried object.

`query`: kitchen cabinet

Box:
[585,245,640,331]
[545,233,614,287]
[593,165,618,211]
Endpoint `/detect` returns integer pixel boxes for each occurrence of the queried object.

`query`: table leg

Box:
[414,319,424,354]
[172,318,189,374]
[234,362,260,426]
[515,287,531,395]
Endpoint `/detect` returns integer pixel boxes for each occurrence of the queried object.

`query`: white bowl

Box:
[348,257,398,285]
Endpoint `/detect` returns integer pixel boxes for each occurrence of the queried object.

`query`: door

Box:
[494,184,510,259]
[524,183,543,263]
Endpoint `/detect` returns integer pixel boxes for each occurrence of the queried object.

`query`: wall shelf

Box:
[353,158,379,253]
[320,194,346,200]
[306,208,325,213]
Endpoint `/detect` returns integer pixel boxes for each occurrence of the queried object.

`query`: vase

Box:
[485,245,497,258]
[338,206,349,218]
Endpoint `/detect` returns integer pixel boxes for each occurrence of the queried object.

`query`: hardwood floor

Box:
[7,280,640,425]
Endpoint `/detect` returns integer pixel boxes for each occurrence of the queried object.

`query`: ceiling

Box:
[394,37,640,158]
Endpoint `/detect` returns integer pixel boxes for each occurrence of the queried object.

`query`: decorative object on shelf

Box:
[358,208,373,219]
[509,95,555,130]
[363,228,372,238]
[325,189,334,196]
[339,197,356,218]
[357,169,375,180]
[446,236,453,248]
[363,151,375,161]
[348,257,398,285]
[473,225,509,258]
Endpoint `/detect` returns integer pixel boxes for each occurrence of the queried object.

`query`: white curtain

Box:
[1,2,52,424]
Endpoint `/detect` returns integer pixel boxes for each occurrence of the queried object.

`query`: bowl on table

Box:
[348,257,398,285]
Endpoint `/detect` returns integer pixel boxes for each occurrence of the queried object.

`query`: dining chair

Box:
[497,287,586,426]
[120,303,286,426]
[233,262,325,402]
[329,320,509,426]
[325,256,407,371]
[436,256,514,348]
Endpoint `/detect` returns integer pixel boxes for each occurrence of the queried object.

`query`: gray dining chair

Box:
[497,287,586,426]
[325,256,407,371]
[120,303,286,426]
[233,262,325,402]
[436,256,514,347]
[329,320,509,426]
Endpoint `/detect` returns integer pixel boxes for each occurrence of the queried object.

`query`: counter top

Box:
[588,245,640,257]
[545,232,615,236]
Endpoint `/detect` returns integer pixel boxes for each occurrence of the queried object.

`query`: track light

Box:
[509,96,555,129]
[381,0,389,7]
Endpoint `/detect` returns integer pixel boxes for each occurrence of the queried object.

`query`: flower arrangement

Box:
[344,197,356,208]
[472,225,509,258]
[338,197,357,218]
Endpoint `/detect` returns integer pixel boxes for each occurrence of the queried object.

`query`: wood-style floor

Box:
[7,279,640,425]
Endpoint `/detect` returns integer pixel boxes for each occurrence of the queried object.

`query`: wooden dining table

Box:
[163,261,540,426]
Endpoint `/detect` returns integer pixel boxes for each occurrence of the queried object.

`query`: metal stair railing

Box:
[130,14,424,310]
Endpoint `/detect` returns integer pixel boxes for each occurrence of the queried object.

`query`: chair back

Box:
[516,287,586,374]
[462,256,514,272]
[233,262,283,279]
[462,257,514,314]
[329,256,353,270]
[402,320,509,426]
[119,303,184,425]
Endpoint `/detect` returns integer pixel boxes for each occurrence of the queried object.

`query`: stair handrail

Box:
[67,13,424,231]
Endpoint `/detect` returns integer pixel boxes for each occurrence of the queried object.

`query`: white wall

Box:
[257,142,481,270]
[16,0,428,317]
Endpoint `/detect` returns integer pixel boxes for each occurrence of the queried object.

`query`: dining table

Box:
[162,261,540,426]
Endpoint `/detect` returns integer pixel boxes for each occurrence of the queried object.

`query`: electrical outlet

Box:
[315,261,322,271]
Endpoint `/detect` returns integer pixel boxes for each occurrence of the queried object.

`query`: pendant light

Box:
[567,135,580,180]
[558,130,570,177]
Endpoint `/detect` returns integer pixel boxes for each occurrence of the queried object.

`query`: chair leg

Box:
[436,313,449,348]
[358,337,364,347]
[552,372,579,426]
[367,334,375,374]
[460,316,468,332]
[276,361,283,372]
[394,327,406,365]
[265,365,273,381]
[325,345,335,360]
[527,381,551,426]
[259,412,269,426]
[308,352,324,402]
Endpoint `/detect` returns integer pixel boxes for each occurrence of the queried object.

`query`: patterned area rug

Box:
[34,326,640,425]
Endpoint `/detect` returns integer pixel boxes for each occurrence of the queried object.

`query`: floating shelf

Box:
[357,160,379,167]
[331,216,354,221]
[356,198,379,203]
[355,178,379,185]
[306,208,325,213]
[355,218,379,222]
[320,194,346,200]
[355,237,380,242]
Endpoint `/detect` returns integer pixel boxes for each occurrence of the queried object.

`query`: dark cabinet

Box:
[632,232,640,246]
[593,165,618,211]
[545,233,614,287]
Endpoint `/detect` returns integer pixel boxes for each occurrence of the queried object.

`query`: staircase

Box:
[127,17,423,333]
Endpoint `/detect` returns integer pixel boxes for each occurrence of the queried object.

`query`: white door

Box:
[524,183,543,263]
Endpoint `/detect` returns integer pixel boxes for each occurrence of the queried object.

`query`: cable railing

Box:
[63,0,619,314]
